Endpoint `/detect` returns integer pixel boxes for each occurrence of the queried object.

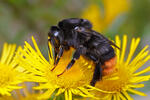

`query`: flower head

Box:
[17,37,98,100]
[0,43,28,96]
[0,83,42,100]
[81,0,130,32]
[92,35,150,100]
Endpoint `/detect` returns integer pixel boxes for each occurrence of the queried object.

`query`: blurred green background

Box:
[0,0,150,99]
[1,0,150,45]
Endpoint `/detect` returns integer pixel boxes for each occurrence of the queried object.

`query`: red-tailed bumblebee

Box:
[48,18,119,86]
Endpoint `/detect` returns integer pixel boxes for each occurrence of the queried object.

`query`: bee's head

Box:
[48,26,64,47]
[58,18,92,31]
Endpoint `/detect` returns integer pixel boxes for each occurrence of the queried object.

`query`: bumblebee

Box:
[48,18,119,86]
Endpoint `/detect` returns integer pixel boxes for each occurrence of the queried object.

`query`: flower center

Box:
[95,63,131,92]
[45,48,95,88]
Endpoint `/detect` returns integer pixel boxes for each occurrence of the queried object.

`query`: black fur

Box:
[48,18,118,86]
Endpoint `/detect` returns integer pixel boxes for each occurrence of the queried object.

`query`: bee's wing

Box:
[92,30,120,50]
[107,39,121,50]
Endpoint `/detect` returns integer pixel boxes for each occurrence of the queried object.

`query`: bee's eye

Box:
[74,26,79,30]
[54,31,59,37]
[74,26,85,32]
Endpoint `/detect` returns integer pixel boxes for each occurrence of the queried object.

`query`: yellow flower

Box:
[17,37,99,100]
[0,43,27,96]
[91,35,150,100]
[0,83,43,100]
[81,0,130,32]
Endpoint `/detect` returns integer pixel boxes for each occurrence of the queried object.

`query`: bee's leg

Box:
[55,46,64,65]
[57,46,86,76]
[48,37,58,63]
[51,45,64,71]
[48,37,53,59]
[90,62,102,86]
[54,51,57,63]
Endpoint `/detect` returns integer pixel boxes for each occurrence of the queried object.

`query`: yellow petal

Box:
[134,66,150,76]
[128,84,144,88]
[32,36,49,65]
[128,88,147,96]
[115,35,121,63]
[65,90,69,100]
[122,91,133,100]
[118,93,126,100]
[38,88,55,99]
[68,90,72,100]
[55,88,65,96]
[120,35,127,63]
[126,38,140,65]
